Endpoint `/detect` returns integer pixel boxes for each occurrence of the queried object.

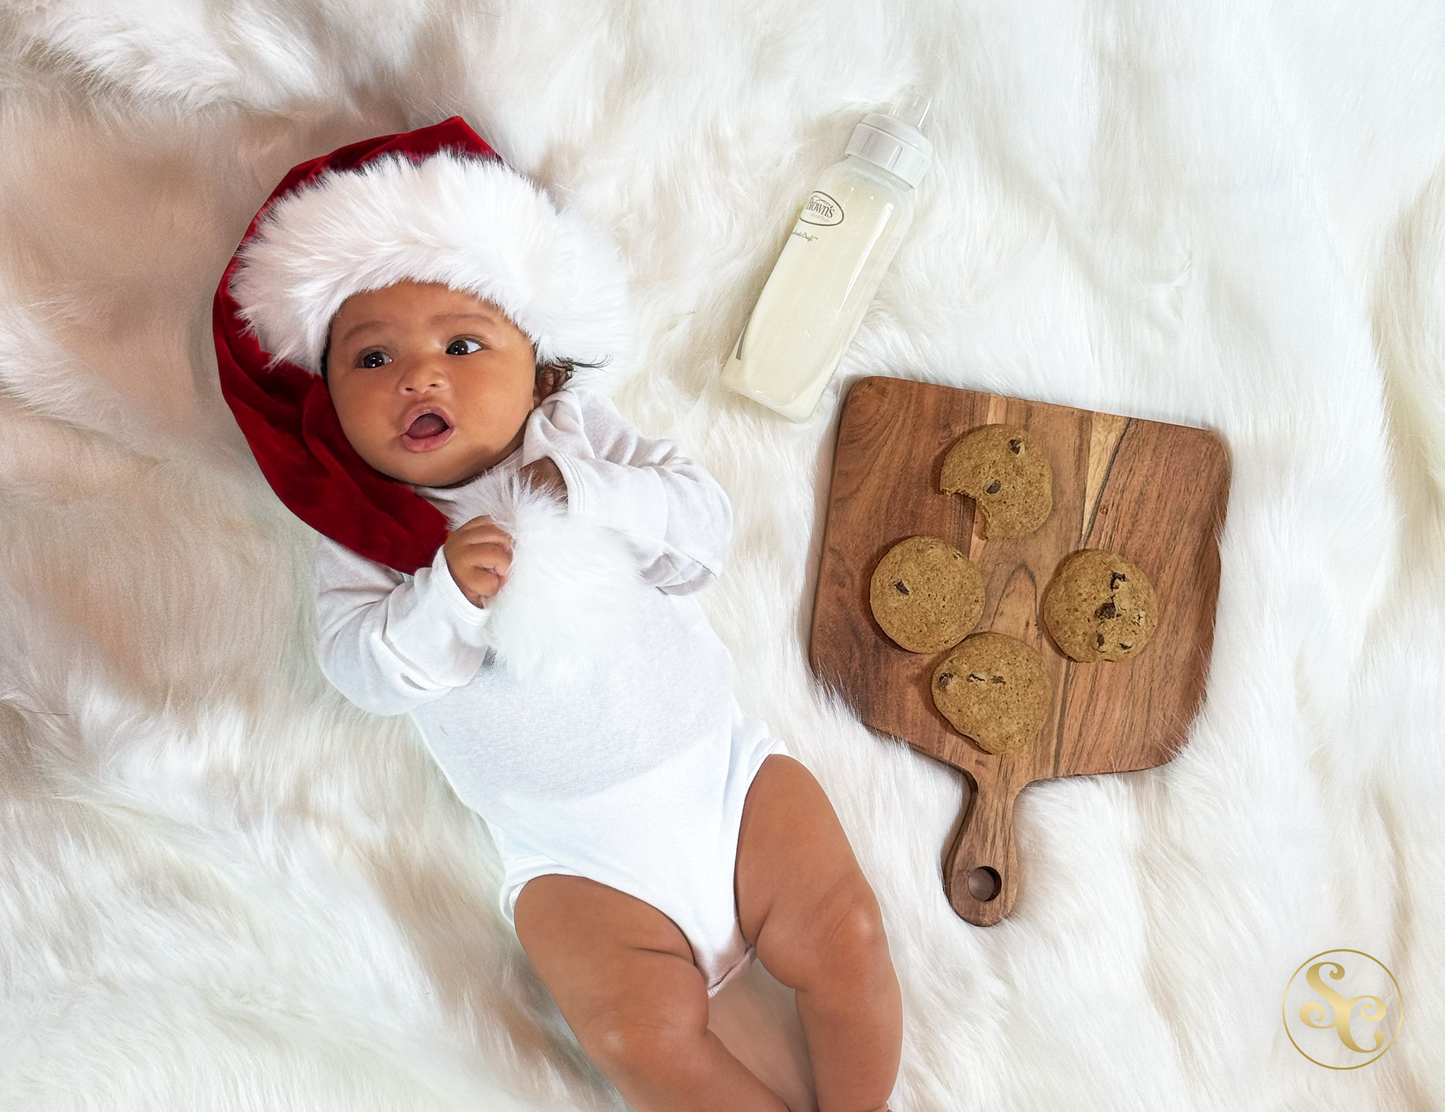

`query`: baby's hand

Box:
[443,516,514,607]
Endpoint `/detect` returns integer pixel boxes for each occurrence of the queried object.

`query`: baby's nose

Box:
[399,357,447,391]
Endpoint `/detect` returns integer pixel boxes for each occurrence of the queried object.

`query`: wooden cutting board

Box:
[810,376,1229,925]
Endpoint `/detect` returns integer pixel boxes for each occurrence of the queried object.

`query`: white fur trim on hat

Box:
[229,152,632,379]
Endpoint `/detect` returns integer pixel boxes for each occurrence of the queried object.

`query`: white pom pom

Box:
[440,470,642,684]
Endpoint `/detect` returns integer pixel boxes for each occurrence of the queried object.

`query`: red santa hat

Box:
[213,117,632,575]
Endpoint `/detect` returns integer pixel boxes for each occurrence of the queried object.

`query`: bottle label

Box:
[798,191,844,227]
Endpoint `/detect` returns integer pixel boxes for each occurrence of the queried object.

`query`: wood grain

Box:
[810,377,1229,925]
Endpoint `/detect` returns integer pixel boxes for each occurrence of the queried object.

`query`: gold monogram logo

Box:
[1282,950,1402,1069]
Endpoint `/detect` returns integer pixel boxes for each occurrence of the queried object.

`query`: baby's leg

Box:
[734,755,903,1112]
[513,874,790,1112]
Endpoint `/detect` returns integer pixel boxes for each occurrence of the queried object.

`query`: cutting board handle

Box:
[943,774,1019,926]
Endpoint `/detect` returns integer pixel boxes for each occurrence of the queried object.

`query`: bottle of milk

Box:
[721,90,933,422]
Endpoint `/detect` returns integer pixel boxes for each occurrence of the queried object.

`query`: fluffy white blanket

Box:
[2,2,1442,1108]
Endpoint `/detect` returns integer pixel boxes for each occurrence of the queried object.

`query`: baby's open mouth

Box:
[399,409,454,452]
[405,412,449,439]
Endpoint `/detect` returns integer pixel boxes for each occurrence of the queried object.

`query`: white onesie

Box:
[311,388,787,994]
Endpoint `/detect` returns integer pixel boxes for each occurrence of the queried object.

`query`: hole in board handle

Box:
[967,866,1001,902]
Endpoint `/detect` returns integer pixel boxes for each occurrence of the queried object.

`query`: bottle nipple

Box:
[892,86,932,130]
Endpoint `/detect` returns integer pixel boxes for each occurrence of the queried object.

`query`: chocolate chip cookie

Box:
[940,425,1053,539]
[931,632,1052,754]
[869,536,986,653]
[1042,549,1159,663]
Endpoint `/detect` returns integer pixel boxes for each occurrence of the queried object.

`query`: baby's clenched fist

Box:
[443,516,514,607]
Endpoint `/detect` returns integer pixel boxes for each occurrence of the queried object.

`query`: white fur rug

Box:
[3,2,1443,1108]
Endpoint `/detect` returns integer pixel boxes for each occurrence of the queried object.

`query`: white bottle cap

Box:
[845,91,933,187]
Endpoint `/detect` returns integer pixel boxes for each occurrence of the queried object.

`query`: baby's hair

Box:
[538,355,610,391]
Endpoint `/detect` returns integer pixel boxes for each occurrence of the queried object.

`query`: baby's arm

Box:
[312,535,497,715]
[524,391,732,594]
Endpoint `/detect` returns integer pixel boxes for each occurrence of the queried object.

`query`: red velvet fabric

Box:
[213,117,502,575]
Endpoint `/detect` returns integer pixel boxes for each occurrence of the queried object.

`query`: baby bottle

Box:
[721,89,933,422]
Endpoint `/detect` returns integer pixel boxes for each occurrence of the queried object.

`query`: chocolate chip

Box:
[1096,600,1117,619]
[1008,438,1022,454]
[990,675,1006,684]
[985,479,1002,495]
[1109,571,1127,589]
[1096,633,1105,648]
[937,673,953,689]
[967,672,988,683]
[894,580,910,595]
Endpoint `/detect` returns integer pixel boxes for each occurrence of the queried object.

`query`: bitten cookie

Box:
[931,632,1052,755]
[869,536,985,653]
[940,425,1053,538]
[1042,549,1159,663]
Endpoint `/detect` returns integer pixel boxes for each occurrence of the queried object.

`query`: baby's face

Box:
[326,280,542,487]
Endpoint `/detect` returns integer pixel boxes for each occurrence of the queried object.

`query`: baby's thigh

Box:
[734,755,885,981]
[513,875,711,1060]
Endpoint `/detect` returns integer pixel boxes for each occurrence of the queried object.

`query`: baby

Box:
[218,119,901,1112]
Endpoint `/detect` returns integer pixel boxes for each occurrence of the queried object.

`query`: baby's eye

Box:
[358,350,390,369]
[446,337,483,357]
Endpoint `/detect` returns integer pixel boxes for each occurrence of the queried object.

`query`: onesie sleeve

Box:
[522,389,732,595]
[312,535,493,715]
